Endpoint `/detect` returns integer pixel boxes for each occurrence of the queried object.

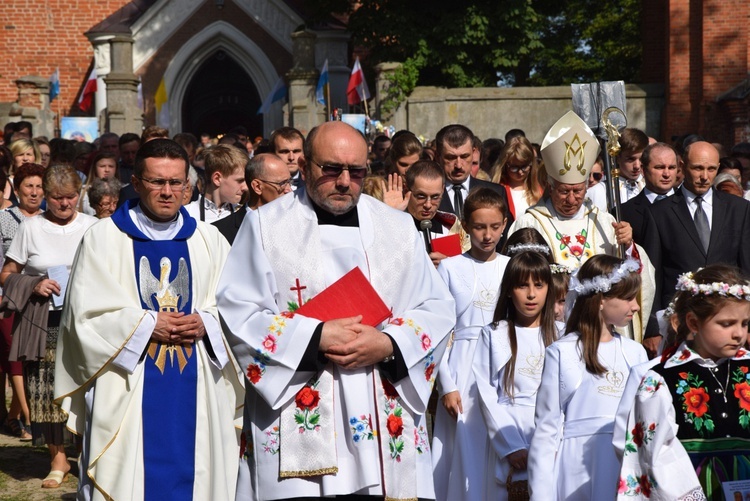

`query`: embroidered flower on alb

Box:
[506,243,551,255]
[568,257,641,296]
[676,270,750,300]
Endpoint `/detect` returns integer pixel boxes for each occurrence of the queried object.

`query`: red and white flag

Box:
[78,66,97,112]
[346,57,371,106]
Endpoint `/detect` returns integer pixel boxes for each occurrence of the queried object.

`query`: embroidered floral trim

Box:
[382,379,405,462]
[414,425,429,454]
[246,356,268,385]
[262,426,280,455]
[389,317,436,383]
[638,375,662,394]
[293,379,322,433]
[350,414,375,443]
[676,372,715,436]
[618,473,657,497]
[732,366,750,429]
[624,421,656,455]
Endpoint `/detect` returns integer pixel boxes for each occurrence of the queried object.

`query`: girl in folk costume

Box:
[472,250,562,500]
[432,188,510,501]
[617,265,750,500]
[528,254,648,500]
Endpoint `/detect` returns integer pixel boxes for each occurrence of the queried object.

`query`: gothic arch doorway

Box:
[181,50,263,139]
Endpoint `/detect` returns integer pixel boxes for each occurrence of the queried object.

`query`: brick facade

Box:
[651,0,750,146]
[1,1,131,113]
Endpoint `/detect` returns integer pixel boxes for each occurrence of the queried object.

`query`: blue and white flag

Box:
[316,59,329,106]
[257,77,287,115]
[50,68,60,101]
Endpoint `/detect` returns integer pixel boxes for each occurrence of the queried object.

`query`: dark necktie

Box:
[694,196,710,253]
[452,184,464,221]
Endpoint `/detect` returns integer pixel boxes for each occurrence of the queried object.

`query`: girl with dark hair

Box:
[470,251,561,500]
[528,254,648,499]
[432,188,509,501]
[617,265,750,500]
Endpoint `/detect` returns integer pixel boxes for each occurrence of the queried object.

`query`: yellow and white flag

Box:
[155,77,170,129]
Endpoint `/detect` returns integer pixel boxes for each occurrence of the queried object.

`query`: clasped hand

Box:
[152,312,206,345]
[321,315,393,369]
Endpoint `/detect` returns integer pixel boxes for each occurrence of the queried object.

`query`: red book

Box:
[294,267,390,327]
[432,233,462,257]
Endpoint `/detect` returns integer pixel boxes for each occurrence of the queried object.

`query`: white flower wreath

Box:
[550,263,574,275]
[506,243,550,255]
[676,270,750,300]
[568,257,641,296]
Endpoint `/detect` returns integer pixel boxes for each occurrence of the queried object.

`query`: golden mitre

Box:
[541,110,601,185]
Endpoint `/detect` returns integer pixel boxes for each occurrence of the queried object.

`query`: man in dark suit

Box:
[619,142,678,245]
[213,153,291,244]
[434,124,512,243]
[643,141,750,311]
[270,127,305,191]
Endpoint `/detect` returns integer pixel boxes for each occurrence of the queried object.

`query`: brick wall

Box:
[657,0,750,146]
[1,1,131,113]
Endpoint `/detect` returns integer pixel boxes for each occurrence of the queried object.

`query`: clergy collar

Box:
[111,198,196,241]
[311,199,359,227]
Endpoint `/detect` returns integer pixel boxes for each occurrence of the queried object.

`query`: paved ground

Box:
[0,392,77,501]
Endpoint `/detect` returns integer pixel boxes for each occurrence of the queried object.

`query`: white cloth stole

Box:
[375,376,417,501]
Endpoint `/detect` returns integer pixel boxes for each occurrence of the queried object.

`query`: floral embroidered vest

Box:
[653,359,750,441]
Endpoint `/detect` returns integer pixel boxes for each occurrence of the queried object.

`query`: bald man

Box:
[213,153,292,244]
[218,121,454,501]
[643,141,750,310]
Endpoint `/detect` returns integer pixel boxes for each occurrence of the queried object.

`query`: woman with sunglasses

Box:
[490,136,543,220]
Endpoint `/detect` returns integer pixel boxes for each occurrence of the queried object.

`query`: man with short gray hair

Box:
[213,153,291,244]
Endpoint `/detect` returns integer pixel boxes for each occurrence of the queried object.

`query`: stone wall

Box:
[385,84,665,143]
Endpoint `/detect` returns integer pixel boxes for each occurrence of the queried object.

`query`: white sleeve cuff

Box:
[198,310,229,370]
[111,311,156,373]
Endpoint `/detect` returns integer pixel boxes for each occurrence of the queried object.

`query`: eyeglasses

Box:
[259,178,292,193]
[508,163,532,173]
[591,172,604,181]
[138,176,188,192]
[413,193,442,203]
[310,160,368,180]
[96,199,118,209]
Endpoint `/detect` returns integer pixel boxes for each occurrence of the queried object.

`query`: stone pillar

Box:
[9,76,55,138]
[374,62,407,130]
[104,35,142,135]
[314,30,350,112]
[286,30,320,134]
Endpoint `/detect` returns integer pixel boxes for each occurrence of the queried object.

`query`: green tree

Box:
[306,0,641,107]
[529,0,642,85]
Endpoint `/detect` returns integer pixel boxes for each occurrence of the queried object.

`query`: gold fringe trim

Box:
[385,497,418,501]
[279,466,338,478]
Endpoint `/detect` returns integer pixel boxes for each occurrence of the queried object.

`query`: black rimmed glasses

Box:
[138,176,188,192]
[310,160,368,180]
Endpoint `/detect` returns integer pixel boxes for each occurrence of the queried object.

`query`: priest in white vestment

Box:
[54,139,245,501]
[509,111,656,343]
[217,122,455,501]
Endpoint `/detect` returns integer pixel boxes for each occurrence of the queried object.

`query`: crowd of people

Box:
[0,112,749,501]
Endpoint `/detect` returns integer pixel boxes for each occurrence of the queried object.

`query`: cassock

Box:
[509,198,656,342]
[217,189,455,501]
[54,200,245,501]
